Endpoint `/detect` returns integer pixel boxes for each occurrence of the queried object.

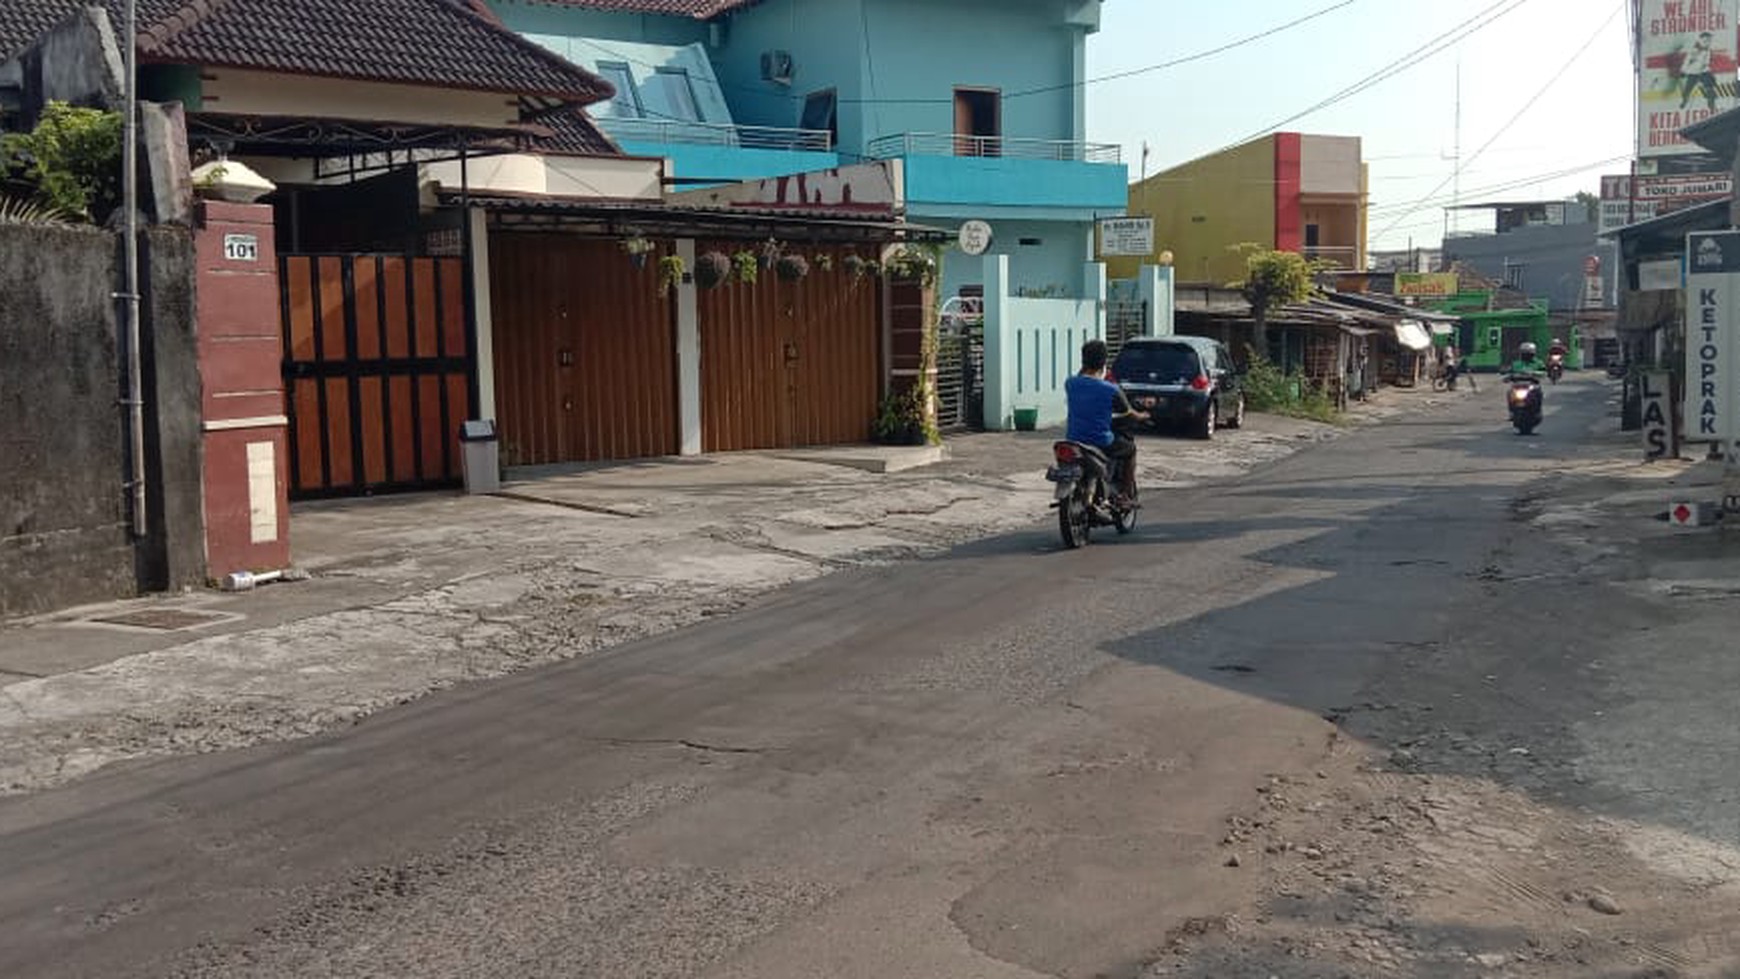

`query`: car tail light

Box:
[1106,369,1118,383]
[1190,374,1211,391]
[1054,443,1079,464]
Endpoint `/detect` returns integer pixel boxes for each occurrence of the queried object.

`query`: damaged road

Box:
[7,378,1740,978]
[0,411,1350,796]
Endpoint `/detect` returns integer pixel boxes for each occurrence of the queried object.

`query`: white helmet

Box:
[1519,342,1538,359]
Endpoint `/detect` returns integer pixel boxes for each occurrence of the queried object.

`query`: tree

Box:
[1574,190,1599,224]
[1229,244,1317,352]
[0,102,123,221]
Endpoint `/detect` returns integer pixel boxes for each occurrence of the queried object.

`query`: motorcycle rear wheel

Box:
[1114,485,1139,535]
[1059,491,1091,549]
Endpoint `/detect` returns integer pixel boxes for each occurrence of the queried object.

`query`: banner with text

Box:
[1639,0,1740,158]
[1684,231,1740,451]
[1598,172,1731,232]
[1394,272,1459,298]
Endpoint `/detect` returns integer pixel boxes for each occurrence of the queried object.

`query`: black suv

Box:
[1110,336,1246,439]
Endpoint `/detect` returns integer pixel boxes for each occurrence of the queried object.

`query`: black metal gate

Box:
[281,254,474,499]
[1106,299,1148,360]
[935,326,985,432]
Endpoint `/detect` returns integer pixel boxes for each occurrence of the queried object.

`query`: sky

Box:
[1085,0,1636,251]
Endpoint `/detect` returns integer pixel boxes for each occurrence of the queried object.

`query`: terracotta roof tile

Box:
[515,0,765,20]
[3,0,612,102]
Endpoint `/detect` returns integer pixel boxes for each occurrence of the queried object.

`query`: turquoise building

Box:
[486,0,1128,302]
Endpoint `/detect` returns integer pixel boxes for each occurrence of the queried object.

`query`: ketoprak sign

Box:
[1685,231,1740,454]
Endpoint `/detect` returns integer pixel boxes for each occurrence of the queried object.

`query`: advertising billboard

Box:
[1684,230,1740,452]
[1638,0,1740,158]
[1395,272,1460,298]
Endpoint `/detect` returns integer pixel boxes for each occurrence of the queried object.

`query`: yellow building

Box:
[1110,133,1369,285]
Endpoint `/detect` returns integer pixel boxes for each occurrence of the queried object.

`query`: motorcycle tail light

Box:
[1054,443,1079,464]
[1190,374,1211,391]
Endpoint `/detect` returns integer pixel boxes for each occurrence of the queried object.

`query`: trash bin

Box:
[1012,406,1040,431]
[458,419,500,494]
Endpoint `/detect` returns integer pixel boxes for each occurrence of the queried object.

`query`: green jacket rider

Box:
[1509,341,1543,377]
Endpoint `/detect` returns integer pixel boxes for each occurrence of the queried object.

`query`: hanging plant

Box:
[757,238,783,271]
[884,244,941,286]
[623,235,656,270]
[842,253,867,280]
[775,253,810,282]
[694,251,732,289]
[815,253,835,273]
[657,254,686,297]
[732,250,759,285]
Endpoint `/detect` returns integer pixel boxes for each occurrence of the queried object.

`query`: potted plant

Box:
[758,238,783,271]
[623,235,656,270]
[732,249,759,285]
[657,254,686,297]
[870,385,939,446]
[815,253,835,273]
[843,253,879,282]
[695,251,732,289]
[775,253,810,282]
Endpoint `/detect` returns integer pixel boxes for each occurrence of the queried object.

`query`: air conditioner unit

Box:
[760,50,794,85]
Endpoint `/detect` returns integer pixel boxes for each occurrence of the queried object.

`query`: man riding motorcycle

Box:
[1545,338,1567,383]
[1064,339,1148,506]
[1510,341,1544,378]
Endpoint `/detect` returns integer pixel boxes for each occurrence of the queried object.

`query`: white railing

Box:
[866,132,1122,164]
[597,117,834,152]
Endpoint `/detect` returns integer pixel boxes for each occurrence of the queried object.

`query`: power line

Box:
[1371,1,1626,242]
[1367,153,1630,216]
[560,2,1361,110]
[1001,0,1359,101]
[1218,0,1534,153]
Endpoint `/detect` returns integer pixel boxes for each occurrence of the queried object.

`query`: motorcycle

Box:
[1047,428,1139,549]
[1546,352,1565,385]
[1505,373,1544,435]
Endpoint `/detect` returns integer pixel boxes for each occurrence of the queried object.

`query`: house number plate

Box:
[223,233,259,263]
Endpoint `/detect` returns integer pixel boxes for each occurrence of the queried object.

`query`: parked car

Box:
[1110,336,1245,439]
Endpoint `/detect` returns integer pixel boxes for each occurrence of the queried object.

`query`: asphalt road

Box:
[3,377,1734,978]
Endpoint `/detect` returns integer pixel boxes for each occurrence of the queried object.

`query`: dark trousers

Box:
[1683,72,1717,108]
[1105,435,1136,495]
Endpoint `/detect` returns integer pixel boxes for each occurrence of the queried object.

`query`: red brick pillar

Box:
[194,200,290,578]
[887,275,938,422]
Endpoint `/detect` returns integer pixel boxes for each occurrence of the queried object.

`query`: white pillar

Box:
[1084,261,1107,339]
[983,255,1013,430]
[1138,264,1175,336]
[468,207,497,421]
[676,238,702,455]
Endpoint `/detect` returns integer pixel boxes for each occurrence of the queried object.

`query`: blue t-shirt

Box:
[1065,374,1119,447]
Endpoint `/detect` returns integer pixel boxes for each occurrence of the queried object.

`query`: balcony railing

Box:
[597,117,834,152]
[865,132,1122,164]
[1303,245,1360,268]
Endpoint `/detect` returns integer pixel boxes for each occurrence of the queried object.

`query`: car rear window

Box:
[1115,344,1200,381]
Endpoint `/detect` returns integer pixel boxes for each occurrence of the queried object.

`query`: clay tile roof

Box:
[2,0,613,103]
[536,107,621,155]
[518,0,765,19]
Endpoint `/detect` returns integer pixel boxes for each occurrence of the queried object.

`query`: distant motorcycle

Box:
[1546,352,1565,385]
[1047,430,1139,549]
[1505,373,1544,435]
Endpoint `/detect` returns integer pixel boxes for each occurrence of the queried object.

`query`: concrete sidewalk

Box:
[0,392,1437,796]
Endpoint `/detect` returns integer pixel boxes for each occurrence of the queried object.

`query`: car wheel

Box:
[1224,393,1246,430]
[1193,399,1217,440]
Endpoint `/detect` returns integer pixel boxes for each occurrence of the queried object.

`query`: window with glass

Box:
[651,68,702,122]
[598,62,641,119]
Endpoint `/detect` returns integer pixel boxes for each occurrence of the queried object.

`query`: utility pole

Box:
[1452,59,1462,237]
[122,0,146,539]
